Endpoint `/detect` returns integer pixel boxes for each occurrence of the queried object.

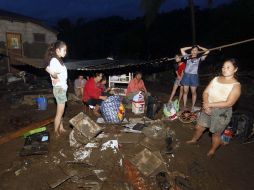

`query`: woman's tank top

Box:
[208,77,239,103]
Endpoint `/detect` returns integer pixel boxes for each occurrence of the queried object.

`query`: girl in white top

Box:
[187,59,241,157]
[45,41,68,136]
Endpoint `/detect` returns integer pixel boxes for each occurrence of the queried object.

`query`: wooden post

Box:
[189,0,196,45]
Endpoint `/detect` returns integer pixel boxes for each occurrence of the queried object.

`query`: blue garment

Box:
[184,56,204,74]
[181,73,199,86]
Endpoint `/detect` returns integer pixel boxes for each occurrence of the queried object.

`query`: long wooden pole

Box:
[0,117,54,145]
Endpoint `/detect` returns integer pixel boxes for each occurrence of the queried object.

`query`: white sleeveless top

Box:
[48,58,68,90]
[208,77,239,103]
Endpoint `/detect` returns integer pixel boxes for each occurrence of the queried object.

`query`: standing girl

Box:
[180,45,210,110]
[168,54,186,104]
[45,41,68,136]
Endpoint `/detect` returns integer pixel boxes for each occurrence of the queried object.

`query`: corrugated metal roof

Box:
[11,57,146,71]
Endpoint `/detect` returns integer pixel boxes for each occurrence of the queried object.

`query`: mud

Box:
[0,78,254,190]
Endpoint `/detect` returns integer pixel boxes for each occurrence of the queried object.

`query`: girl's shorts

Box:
[181,73,199,87]
[174,78,182,86]
[53,87,67,104]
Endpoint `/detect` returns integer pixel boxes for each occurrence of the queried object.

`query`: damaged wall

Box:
[0,19,57,58]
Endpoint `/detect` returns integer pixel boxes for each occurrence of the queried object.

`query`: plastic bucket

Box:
[36,97,47,110]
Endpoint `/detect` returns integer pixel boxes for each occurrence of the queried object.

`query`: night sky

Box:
[0,0,232,23]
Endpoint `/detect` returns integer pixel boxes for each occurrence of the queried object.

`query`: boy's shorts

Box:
[174,78,182,86]
[197,108,232,134]
[53,87,67,104]
[181,73,199,87]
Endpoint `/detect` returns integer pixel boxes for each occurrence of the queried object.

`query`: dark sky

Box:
[0,0,232,23]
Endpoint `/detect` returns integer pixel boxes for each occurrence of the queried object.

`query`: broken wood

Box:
[47,166,72,189]
[0,117,54,145]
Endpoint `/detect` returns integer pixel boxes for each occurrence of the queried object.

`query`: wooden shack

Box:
[0,9,57,73]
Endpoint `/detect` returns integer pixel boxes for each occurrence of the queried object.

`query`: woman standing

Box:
[180,45,210,110]
[187,59,241,156]
[45,41,68,136]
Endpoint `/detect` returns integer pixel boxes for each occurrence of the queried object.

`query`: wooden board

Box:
[0,117,54,145]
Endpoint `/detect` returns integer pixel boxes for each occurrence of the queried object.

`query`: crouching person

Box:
[187,59,241,157]
[126,72,149,102]
[83,73,107,116]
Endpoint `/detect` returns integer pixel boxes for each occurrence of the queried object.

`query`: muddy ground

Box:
[0,76,254,190]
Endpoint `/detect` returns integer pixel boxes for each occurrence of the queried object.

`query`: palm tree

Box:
[140,0,213,44]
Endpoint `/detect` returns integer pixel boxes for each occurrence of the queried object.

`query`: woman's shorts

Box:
[197,108,232,134]
[181,73,199,87]
[53,87,67,104]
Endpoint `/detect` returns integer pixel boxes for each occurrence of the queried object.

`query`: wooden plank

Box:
[0,117,54,145]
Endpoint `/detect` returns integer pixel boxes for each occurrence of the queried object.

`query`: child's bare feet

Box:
[54,131,60,138]
[59,128,66,133]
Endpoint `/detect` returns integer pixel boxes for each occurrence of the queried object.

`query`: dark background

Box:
[52,0,254,74]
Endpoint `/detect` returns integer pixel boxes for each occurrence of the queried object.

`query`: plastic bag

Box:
[133,91,144,102]
[163,103,176,118]
[101,95,125,123]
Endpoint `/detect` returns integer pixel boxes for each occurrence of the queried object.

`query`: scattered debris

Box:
[96,117,128,124]
[143,124,167,140]
[59,149,68,158]
[47,166,73,189]
[156,172,171,190]
[85,142,100,148]
[69,130,82,148]
[93,169,107,181]
[20,131,50,156]
[130,148,164,176]
[73,148,92,161]
[124,160,151,190]
[69,112,103,145]
[7,74,22,84]
[174,176,193,190]
[101,140,118,153]
[140,137,165,151]
[117,133,141,144]
[14,160,31,176]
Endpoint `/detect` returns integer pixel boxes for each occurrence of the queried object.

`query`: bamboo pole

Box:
[84,38,254,70]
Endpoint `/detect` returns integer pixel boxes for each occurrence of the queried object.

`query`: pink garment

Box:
[126,78,147,95]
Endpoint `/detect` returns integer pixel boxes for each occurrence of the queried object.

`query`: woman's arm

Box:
[45,66,58,79]
[198,45,210,59]
[180,46,192,56]
[176,71,180,79]
[208,84,241,108]
[141,80,147,93]
[99,96,107,100]
[202,80,213,114]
